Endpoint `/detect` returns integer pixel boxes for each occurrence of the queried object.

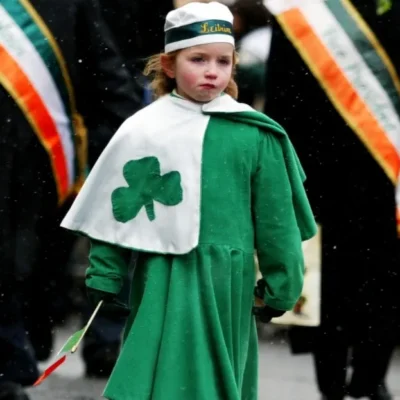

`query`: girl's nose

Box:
[205,64,218,79]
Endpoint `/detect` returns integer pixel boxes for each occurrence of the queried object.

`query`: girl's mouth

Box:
[200,84,216,89]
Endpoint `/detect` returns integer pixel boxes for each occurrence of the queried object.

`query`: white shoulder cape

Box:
[61,94,252,254]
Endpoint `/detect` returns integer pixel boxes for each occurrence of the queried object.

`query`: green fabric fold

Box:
[203,109,317,241]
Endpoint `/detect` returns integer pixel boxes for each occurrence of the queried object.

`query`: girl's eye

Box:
[218,59,231,66]
[191,57,204,63]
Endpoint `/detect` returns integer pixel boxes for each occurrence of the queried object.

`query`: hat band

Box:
[165,20,234,47]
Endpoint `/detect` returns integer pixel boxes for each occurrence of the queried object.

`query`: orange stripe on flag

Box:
[279,9,400,184]
[0,43,69,201]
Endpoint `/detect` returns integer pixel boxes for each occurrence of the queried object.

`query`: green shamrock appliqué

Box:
[111,157,183,223]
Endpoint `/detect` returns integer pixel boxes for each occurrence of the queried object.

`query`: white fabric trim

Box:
[202,94,254,113]
[165,34,234,53]
[62,94,257,254]
[0,5,75,187]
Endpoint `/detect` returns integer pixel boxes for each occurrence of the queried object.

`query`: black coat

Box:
[265,1,400,331]
[0,0,143,168]
[0,0,142,276]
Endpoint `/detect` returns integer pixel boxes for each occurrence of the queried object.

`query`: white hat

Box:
[164,2,235,53]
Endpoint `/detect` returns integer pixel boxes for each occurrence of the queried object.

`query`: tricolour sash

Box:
[265,0,400,234]
[0,0,87,204]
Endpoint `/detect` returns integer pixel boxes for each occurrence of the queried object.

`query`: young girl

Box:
[62,2,316,399]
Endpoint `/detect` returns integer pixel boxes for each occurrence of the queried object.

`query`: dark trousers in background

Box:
[0,280,39,386]
[0,132,51,386]
[23,201,77,362]
[312,222,400,398]
[313,325,396,398]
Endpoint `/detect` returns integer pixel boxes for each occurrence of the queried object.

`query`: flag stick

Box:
[71,300,103,353]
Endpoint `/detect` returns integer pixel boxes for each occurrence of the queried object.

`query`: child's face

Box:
[171,43,234,103]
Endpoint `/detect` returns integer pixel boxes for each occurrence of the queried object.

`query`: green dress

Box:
[84,109,316,399]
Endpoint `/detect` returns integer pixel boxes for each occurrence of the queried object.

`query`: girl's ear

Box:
[161,54,175,79]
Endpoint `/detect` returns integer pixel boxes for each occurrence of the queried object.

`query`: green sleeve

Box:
[252,132,305,311]
[86,239,132,294]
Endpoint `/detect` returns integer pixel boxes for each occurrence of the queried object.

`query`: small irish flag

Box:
[34,301,103,386]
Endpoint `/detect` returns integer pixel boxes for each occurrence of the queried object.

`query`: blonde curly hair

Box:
[143,51,239,99]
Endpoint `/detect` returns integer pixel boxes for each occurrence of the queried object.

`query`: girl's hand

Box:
[252,303,285,324]
[86,288,130,319]
[253,279,285,323]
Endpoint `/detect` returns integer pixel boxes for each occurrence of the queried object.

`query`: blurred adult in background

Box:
[264,1,400,399]
[0,0,141,398]
[230,0,272,107]
[98,0,174,102]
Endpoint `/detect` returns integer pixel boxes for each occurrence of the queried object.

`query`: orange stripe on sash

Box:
[0,43,69,202]
[278,8,400,184]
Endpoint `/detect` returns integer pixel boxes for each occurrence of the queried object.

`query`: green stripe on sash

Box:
[326,0,400,116]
